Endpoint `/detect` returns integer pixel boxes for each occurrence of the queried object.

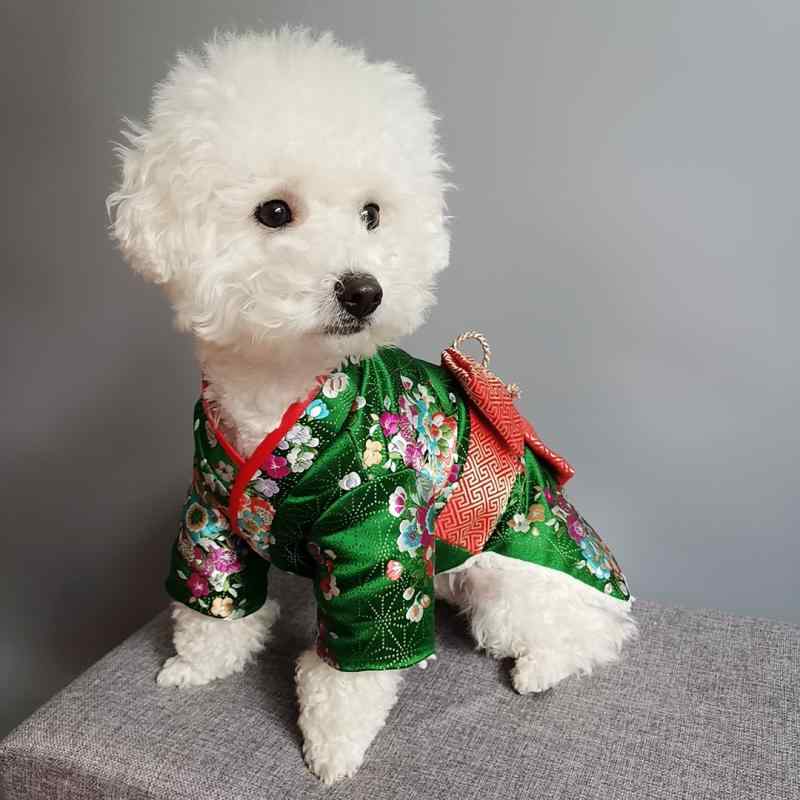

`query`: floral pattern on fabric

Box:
[373,378,460,622]
[535,484,629,596]
[233,399,335,559]
[171,480,255,620]
[166,347,630,670]
[477,449,630,602]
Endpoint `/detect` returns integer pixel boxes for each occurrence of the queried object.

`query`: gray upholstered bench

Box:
[2,571,798,800]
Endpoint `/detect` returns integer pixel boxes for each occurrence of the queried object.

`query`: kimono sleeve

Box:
[165,486,268,619]
[308,470,437,672]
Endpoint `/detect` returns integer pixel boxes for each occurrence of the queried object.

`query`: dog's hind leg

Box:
[156,600,280,687]
[296,648,402,784]
[435,553,636,693]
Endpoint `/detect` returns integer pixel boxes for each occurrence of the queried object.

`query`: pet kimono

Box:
[168,337,630,671]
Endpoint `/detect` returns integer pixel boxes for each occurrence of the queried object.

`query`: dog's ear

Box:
[106,119,185,284]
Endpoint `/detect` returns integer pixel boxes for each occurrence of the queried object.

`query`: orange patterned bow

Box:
[441,331,575,486]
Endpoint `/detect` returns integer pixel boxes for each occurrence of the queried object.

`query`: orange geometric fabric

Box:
[434,344,575,555]
[434,407,521,554]
[441,345,575,486]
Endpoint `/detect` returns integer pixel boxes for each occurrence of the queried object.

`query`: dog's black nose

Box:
[335,273,383,319]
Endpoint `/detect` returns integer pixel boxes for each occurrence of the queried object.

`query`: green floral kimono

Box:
[166,347,630,671]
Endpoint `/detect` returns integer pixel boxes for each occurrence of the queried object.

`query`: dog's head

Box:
[108,29,449,363]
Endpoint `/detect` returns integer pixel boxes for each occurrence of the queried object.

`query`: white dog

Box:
[108,28,635,784]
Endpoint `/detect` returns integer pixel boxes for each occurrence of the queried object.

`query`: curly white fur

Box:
[295,649,403,784]
[158,600,280,687]
[435,553,636,694]
[108,27,635,783]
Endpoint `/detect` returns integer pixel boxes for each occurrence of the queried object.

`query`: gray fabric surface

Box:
[1,572,798,800]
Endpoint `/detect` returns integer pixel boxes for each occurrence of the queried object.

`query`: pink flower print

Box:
[388,486,407,517]
[567,516,586,543]
[447,463,461,484]
[263,454,290,479]
[420,526,434,550]
[386,560,403,581]
[416,505,430,533]
[404,441,424,470]
[187,573,209,598]
[379,411,400,437]
[399,417,415,442]
[209,547,241,574]
[192,546,213,576]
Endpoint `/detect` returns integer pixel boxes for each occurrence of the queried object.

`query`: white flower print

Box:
[406,602,424,623]
[216,461,235,483]
[415,474,434,504]
[388,432,411,457]
[322,372,349,399]
[252,476,280,498]
[338,472,362,491]
[209,571,227,592]
[285,423,318,447]
[354,395,367,409]
[418,384,435,405]
[287,447,315,473]
[402,586,415,601]
[508,513,530,533]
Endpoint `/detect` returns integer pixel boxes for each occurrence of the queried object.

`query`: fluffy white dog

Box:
[108,28,635,784]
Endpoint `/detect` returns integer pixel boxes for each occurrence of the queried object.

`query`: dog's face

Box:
[109,30,449,363]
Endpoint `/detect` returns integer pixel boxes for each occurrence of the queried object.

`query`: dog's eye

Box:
[360,203,380,231]
[255,199,293,228]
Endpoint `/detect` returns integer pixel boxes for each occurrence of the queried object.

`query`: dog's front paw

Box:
[157,655,213,688]
[295,648,402,783]
[511,655,552,694]
[302,739,365,785]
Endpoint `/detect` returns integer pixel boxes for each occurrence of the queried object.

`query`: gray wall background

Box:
[2,1,797,737]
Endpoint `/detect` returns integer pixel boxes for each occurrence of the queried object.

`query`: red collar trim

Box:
[224,381,324,534]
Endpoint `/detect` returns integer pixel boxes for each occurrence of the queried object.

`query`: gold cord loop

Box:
[450,330,521,398]
[451,330,492,368]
